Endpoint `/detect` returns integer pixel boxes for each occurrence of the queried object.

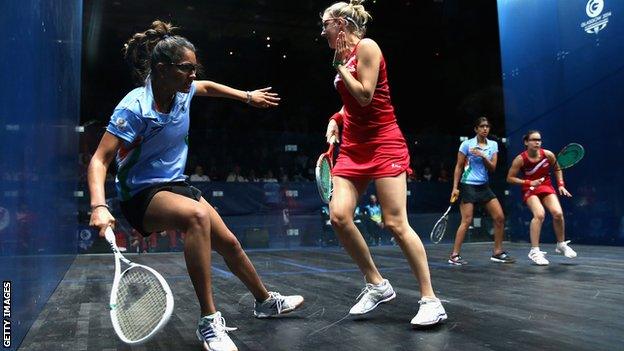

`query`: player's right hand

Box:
[89,207,116,237]
[451,188,460,201]
[529,177,545,187]
[326,119,339,144]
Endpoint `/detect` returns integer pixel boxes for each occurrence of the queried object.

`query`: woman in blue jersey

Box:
[448,117,515,265]
[87,21,303,351]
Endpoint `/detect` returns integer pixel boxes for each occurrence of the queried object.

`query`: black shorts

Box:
[459,183,497,204]
[120,181,202,236]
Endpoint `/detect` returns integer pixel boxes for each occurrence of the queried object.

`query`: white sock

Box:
[202,312,219,320]
[530,246,540,252]
[374,279,386,287]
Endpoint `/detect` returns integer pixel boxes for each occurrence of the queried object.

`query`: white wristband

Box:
[245,91,252,104]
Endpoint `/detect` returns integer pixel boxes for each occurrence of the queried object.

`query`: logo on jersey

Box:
[115,117,128,131]
[391,163,402,169]
[581,0,612,35]
[525,158,549,175]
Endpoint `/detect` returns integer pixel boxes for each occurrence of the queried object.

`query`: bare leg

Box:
[451,202,474,255]
[199,197,269,301]
[143,191,216,316]
[525,196,546,247]
[542,194,565,243]
[375,173,436,298]
[483,198,505,254]
[330,176,383,285]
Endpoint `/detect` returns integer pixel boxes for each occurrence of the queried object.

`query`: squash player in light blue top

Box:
[448,117,515,265]
[87,20,303,351]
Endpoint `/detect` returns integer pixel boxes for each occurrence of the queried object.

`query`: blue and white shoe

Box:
[196,311,238,351]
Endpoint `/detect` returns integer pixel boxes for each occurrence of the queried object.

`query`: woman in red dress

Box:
[321,0,446,327]
[507,130,578,265]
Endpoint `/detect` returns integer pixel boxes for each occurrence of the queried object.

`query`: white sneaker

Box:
[254,291,304,318]
[528,249,549,266]
[410,297,447,327]
[196,312,238,351]
[349,279,396,315]
[555,240,577,258]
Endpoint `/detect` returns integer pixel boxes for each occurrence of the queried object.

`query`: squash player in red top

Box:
[507,130,578,265]
[321,0,446,327]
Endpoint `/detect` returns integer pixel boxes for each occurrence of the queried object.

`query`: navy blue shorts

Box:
[459,183,496,204]
[120,181,202,236]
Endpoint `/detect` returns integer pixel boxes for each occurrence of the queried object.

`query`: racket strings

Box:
[115,267,168,341]
[557,144,585,169]
[431,218,448,244]
[319,157,332,201]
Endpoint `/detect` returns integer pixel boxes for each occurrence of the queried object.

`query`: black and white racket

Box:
[104,227,174,344]
[430,193,459,244]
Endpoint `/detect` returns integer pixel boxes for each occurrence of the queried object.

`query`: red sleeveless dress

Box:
[331,42,412,179]
[519,149,556,202]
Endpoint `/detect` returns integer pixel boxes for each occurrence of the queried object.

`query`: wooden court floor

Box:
[19,242,623,350]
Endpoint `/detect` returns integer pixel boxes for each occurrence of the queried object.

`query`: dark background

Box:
[80,0,504,137]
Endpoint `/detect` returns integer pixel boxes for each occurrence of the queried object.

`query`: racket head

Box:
[315,154,333,204]
[556,143,585,169]
[430,216,448,244]
[110,264,174,344]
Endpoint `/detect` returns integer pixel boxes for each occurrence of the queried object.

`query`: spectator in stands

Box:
[248,169,261,182]
[226,165,247,182]
[363,194,384,245]
[422,166,433,182]
[190,165,210,182]
[207,165,220,181]
[437,168,450,182]
[263,170,278,182]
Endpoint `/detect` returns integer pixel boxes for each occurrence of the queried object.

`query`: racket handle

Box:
[104,227,116,244]
[450,193,458,203]
[328,134,337,144]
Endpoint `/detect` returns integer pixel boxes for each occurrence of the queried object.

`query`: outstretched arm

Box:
[194,81,280,108]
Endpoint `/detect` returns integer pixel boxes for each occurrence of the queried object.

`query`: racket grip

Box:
[450,193,458,203]
[104,227,116,244]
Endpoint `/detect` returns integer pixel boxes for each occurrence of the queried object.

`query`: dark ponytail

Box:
[122,20,196,85]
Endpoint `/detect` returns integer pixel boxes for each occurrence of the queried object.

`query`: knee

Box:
[492,214,505,226]
[329,210,353,230]
[186,207,211,232]
[461,216,473,226]
[533,212,545,222]
[384,219,407,238]
[552,211,564,221]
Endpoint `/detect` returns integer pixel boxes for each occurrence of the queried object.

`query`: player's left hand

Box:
[558,186,572,197]
[248,87,280,108]
[333,31,349,65]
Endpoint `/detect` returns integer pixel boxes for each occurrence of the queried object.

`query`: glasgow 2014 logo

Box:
[581,0,612,34]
